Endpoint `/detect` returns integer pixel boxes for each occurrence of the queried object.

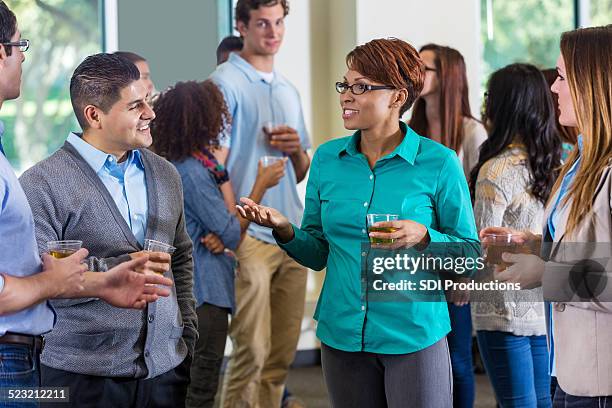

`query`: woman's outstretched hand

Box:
[236,197,294,242]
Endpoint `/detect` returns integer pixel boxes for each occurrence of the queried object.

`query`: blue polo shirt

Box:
[210,53,311,244]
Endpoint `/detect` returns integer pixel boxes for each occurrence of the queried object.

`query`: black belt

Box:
[0,332,44,352]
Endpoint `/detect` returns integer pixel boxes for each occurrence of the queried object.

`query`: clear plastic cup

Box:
[260,155,284,167]
[481,232,530,269]
[144,239,176,254]
[366,214,399,244]
[47,240,82,259]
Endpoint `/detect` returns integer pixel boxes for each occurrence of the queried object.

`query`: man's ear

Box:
[0,44,8,68]
[83,105,103,130]
[236,20,248,37]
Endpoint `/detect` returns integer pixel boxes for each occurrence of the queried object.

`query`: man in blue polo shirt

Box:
[209,1,311,407]
[0,1,172,399]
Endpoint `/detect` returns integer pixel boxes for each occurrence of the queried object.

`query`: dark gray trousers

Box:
[321,338,453,408]
[40,356,191,408]
[186,303,230,408]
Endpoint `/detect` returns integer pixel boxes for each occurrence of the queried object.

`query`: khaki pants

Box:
[221,235,307,408]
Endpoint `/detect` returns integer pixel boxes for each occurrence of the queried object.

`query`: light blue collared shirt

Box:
[0,120,5,155]
[67,133,148,245]
[210,53,311,244]
[548,136,582,239]
[0,120,56,336]
[546,135,582,377]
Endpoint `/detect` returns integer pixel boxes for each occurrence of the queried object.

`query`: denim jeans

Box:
[0,343,40,408]
[447,303,475,408]
[477,331,551,408]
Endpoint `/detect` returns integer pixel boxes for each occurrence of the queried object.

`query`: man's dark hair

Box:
[70,53,140,130]
[216,36,243,64]
[235,0,289,26]
[113,51,146,64]
[0,1,17,56]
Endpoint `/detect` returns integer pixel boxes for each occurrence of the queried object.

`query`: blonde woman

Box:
[481,25,612,406]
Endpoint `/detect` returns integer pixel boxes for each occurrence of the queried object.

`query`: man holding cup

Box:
[0,1,174,397]
[19,53,197,406]
[209,1,311,406]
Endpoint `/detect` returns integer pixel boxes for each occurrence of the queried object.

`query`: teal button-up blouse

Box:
[278,122,479,354]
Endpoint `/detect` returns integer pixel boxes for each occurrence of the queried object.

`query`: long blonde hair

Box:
[550,25,612,235]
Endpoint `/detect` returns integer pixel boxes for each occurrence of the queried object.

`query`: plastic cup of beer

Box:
[260,155,284,168]
[47,240,82,259]
[481,232,531,269]
[144,239,176,255]
[367,214,399,245]
[144,239,175,275]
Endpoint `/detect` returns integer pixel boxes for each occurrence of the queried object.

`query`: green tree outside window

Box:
[0,0,102,173]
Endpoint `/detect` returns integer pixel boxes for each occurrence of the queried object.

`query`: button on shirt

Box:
[278,122,480,353]
[0,121,55,336]
[210,53,311,244]
[66,133,148,244]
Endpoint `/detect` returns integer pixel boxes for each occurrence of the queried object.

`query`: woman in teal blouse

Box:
[237,38,479,408]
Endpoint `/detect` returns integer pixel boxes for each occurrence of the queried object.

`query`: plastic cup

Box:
[47,240,82,259]
[144,239,176,254]
[481,233,531,269]
[366,214,399,244]
[260,155,284,167]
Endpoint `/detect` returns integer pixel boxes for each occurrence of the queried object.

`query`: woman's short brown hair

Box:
[150,80,230,162]
[346,38,425,116]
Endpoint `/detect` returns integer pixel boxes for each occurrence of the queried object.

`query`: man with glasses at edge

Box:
[0,2,173,404]
[209,1,311,407]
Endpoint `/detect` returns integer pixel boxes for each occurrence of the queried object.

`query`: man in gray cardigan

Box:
[20,53,197,407]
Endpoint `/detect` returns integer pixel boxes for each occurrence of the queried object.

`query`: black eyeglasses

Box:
[1,39,29,52]
[425,67,437,72]
[335,81,396,95]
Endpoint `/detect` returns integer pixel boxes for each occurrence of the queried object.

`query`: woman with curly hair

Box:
[150,80,285,408]
[469,63,562,407]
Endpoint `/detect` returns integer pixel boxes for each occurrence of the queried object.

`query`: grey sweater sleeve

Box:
[171,181,198,355]
[19,168,97,307]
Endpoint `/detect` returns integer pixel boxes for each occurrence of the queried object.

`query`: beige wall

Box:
[274,0,482,149]
[356,0,483,122]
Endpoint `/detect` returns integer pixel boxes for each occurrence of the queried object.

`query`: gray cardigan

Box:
[19,142,197,379]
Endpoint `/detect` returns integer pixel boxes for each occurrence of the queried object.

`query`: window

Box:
[590,0,612,26]
[481,0,575,85]
[0,0,103,173]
